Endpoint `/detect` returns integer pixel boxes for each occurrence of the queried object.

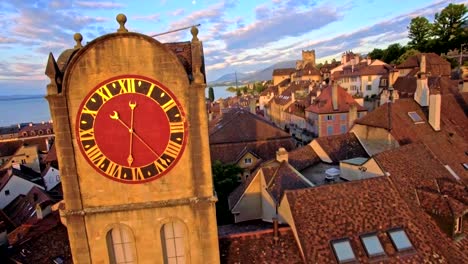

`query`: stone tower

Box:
[302,49,316,66]
[45,14,219,264]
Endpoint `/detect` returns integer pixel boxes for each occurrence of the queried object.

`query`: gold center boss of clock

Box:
[76,75,188,183]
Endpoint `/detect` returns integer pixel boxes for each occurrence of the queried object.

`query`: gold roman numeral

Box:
[161,99,176,112]
[165,141,182,159]
[118,78,136,94]
[79,128,95,141]
[95,85,114,102]
[169,122,184,134]
[106,161,123,179]
[131,167,144,181]
[146,84,156,96]
[85,145,103,162]
[154,159,168,173]
[82,107,98,118]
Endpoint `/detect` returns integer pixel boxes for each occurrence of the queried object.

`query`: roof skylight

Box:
[407,112,424,124]
[331,239,356,263]
[388,228,414,251]
[360,234,385,257]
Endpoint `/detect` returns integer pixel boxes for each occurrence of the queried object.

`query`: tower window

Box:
[161,222,186,264]
[107,226,135,264]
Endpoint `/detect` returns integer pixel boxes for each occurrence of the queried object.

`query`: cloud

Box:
[133,14,160,21]
[222,5,341,50]
[171,8,184,16]
[74,1,125,9]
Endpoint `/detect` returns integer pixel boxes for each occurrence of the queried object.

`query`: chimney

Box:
[389,69,399,87]
[0,222,7,247]
[348,104,358,128]
[276,147,288,163]
[420,54,427,75]
[273,217,279,244]
[367,56,371,65]
[429,93,441,131]
[36,201,52,220]
[332,84,338,111]
[208,112,213,121]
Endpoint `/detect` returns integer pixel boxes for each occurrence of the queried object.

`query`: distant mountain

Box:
[0,94,44,101]
[208,60,296,86]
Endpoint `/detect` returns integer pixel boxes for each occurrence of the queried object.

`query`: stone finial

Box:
[116,13,128,33]
[191,26,199,42]
[73,33,83,48]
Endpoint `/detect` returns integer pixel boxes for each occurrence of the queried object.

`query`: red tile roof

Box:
[288,144,320,171]
[283,176,466,263]
[315,133,368,163]
[374,143,468,254]
[355,94,468,182]
[305,85,366,114]
[273,68,295,76]
[394,76,459,98]
[44,143,57,163]
[18,123,53,137]
[219,226,303,264]
[3,186,52,226]
[266,161,310,203]
[0,141,23,157]
[396,53,451,77]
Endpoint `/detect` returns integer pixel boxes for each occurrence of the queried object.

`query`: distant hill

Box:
[208,60,296,86]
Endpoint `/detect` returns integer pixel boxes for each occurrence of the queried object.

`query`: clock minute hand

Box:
[128,101,137,166]
[109,111,161,159]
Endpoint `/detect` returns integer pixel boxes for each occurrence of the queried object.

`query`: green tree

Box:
[241,86,248,95]
[208,87,215,102]
[433,3,468,52]
[382,43,406,64]
[395,49,420,65]
[408,17,432,51]
[236,89,242,97]
[212,161,243,225]
[368,48,384,60]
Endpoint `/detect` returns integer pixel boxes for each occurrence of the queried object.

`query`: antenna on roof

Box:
[150,24,201,37]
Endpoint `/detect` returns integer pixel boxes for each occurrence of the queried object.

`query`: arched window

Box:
[106,226,136,264]
[161,222,186,264]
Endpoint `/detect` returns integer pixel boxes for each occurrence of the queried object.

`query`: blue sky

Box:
[0,0,465,95]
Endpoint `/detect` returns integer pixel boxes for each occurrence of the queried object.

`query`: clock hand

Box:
[109,110,161,159]
[128,101,137,166]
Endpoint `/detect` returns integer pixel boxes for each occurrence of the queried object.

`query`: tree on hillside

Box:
[408,17,432,52]
[368,48,384,60]
[382,43,406,64]
[208,87,215,102]
[395,49,420,65]
[433,3,468,52]
[212,161,243,225]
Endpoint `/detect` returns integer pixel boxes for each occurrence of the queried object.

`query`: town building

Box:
[305,84,367,137]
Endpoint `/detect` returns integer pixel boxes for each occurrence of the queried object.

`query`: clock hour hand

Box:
[109,110,161,159]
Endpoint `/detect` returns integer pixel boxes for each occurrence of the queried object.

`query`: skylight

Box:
[407,112,424,123]
[361,234,385,257]
[388,229,414,251]
[331,239,356,263]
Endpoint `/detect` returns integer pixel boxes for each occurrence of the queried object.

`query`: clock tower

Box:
[45,14,219,263]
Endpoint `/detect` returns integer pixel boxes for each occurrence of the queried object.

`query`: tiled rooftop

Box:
[315,132,369,163]
[306,85,367,114]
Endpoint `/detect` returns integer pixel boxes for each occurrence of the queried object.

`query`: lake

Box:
[0,87,234,127]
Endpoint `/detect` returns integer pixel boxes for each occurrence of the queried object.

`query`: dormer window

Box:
[331,238,356,263]
[244,158,252,164]
[387,228,414,252]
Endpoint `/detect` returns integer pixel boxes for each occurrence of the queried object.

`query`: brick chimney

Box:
[36,201,52,220]
[429,93,441,131]
[276,147,288,163]
[414,55,429,106]
[348,104,358,129]
[332,84,338,111]
[389,69,399,87]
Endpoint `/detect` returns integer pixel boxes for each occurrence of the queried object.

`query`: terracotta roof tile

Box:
[356,94,468,182]
[305,85,366,114]
[315,133,368,163]
[396,53,451,76]
[284,176,466,263]
[266,161,310,203]
[3,186,52,226]
[219,226,303,264]
[273,68,295,76]
[288,144,320,171]
[394,76,459,98]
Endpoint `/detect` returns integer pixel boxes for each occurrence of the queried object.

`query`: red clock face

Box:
[76,75,187,183]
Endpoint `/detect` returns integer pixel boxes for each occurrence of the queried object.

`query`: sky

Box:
[0,0,465,95]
